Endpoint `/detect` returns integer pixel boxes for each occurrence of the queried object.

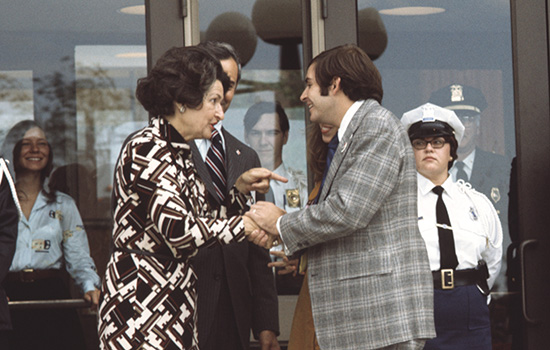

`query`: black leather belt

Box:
[7,269,63,283]
[432,268,481,290]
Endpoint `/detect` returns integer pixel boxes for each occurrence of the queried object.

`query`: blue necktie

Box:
[316,135,339,204]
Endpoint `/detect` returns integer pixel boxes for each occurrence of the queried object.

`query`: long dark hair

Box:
[307,123,329,184]
[9,121,56,203]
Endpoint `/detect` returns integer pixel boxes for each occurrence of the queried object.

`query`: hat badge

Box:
[450,84,464,102]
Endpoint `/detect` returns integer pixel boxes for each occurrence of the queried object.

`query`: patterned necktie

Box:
[455,161,468,181]
[432,186,459,269]
[205,129,226,202]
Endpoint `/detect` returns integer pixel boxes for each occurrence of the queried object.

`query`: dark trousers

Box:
[201,275,243,350]
[424,285,491,350]
[4,277,87,350]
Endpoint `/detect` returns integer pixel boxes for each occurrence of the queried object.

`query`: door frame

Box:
[510,0,550,348]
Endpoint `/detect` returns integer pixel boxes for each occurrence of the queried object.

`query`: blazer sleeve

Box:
[281,112,404,254]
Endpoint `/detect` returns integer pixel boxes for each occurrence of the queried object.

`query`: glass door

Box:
[0,1,147,348]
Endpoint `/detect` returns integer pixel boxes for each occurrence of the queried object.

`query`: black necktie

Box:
[205,129,227,202]
[432,186,459,269]
[455,161,468,181]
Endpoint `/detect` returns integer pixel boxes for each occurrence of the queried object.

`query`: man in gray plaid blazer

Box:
[247,44,435,349]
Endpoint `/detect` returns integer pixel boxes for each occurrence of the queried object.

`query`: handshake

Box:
[243,201,286,249]
[234,167,288,249]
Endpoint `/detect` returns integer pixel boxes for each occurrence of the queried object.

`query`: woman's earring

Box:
[179,105,185,114]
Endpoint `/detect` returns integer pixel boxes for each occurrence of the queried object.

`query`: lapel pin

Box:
[236,149,241,155]
[340,141,347,153]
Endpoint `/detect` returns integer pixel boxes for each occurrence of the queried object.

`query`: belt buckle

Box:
[20,268,34,283]
[441,269,454,289]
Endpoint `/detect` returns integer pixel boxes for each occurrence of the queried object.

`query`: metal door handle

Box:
[519,239,541,325]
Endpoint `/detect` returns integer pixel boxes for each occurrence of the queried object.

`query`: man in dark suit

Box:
[191,41,280,350]
[0,158,19,348]
[430,84,511,292]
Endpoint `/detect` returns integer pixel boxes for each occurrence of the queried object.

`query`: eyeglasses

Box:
[411,137,448,150]
[458,115,480,124]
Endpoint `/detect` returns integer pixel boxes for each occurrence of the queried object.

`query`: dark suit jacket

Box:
[470,147,511,225]
[0,160,18,331]
[190,129,279,350]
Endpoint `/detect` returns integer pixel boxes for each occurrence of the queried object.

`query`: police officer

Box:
[401,103,503,350]
[429,84,510,292]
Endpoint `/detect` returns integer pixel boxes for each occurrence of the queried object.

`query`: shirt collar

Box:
[417,172,457,200]
[194,122,225,159]
[461,148,475,170]
[337,100,365,141]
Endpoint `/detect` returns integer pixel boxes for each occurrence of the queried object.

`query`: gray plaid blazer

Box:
[280,100,436,349]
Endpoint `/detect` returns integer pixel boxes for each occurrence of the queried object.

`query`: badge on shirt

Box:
[285,189,301,208]
[32,239,51,252]
[49,210,63,221]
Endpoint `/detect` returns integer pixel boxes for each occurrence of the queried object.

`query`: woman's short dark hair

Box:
[447,136,459,170]
[309,44,383,103]
[135,46,229,117]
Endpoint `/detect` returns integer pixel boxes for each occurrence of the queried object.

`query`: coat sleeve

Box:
[121,139,247,255]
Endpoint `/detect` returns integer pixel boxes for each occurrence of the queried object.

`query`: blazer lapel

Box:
[223,128,245,189]
[319,100,372,201]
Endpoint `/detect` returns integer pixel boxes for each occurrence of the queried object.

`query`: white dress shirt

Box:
[450,149,475,181]
[416,173,502,290]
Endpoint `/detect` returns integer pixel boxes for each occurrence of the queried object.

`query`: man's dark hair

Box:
[309,44,383,103]
[198,41,242,82]
[243,101,289,135]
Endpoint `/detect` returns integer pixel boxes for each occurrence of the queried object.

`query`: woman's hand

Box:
[235,168,287,194]
[84,288,100,310]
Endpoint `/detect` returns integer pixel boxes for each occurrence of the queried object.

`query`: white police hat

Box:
[401,103,465,143]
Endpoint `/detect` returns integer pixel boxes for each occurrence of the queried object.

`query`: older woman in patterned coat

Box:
[97,46,284,350]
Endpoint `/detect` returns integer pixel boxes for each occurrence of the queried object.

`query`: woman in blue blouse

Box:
[4,120,101,350]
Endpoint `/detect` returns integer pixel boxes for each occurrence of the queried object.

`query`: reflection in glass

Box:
[357,0,515,347]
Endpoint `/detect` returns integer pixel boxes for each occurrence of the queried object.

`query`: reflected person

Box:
[429,84,510,292]
[244,100,307,295]
[4,120,100,350]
